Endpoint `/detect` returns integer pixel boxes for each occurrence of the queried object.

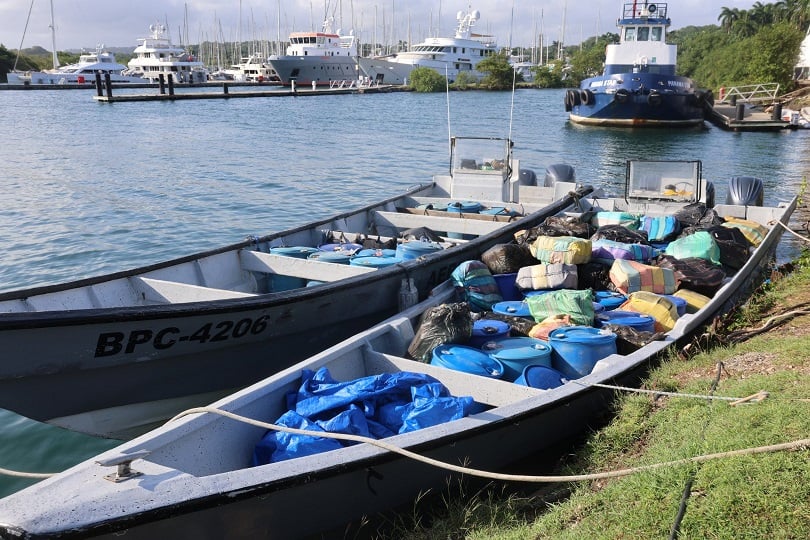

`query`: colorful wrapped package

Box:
[721,216,769,247]
[451,260,503,311]
[530,236,592,265]
[609,259,677,295]
[640,215,680,242]
[515,263,578,291]
[591,211,639,229]
[664,231,721,265]
[526,288,595,326]
[591,239,659,264]
[618,291,679,332]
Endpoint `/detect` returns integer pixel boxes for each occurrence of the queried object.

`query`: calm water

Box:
[0,87,808,497]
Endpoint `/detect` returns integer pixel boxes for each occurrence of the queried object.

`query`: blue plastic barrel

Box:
[430,344,504,379]
[318,242,362,253]
[548,326,617,379]
[395,240,443,261]
[308,251,352,265]
[522,289,551,298]
[595,310,655,333]
[492,273,521,301]
[492,300,532,319]
[593,301,605,314]
[594,290,627,311]
[468,320,511,348]
[350,256,403,269]
[481,337,553,381]
[353,248,397,258]
[270,246,320,259]
[480,207,520,217]
[664,295,687,316]
[515,365,567,389]
[269,246,320,291]
[446,201,481,239]
[446,201,482,214]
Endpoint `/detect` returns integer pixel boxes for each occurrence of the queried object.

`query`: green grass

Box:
[386,250,810,540]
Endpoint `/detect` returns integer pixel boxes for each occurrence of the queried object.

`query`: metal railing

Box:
[717,83,781,104]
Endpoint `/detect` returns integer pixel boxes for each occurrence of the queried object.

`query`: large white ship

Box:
[358,8,497,85]
[266,18,360,87]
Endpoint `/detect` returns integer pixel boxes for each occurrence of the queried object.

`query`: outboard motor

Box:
[519,168,538,186]
[726,176,764,206]
[544,163,576,187]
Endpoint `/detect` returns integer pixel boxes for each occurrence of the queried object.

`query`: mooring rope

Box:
[1,406,806,482]
[775,219,810,243]
[571,381,770,404]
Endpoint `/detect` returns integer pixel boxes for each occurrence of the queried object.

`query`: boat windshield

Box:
[625,160,702,202]
[451,137,511,174]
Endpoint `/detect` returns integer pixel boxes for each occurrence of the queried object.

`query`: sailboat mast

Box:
[49,0,59,69]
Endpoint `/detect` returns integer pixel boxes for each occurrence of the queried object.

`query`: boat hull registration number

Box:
[95,315,270,358]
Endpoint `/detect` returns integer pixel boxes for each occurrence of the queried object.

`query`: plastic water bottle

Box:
[398,278,418,311]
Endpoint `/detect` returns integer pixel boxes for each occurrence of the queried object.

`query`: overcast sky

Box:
[1,1,758,52]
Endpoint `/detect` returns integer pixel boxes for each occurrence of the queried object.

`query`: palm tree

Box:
[718,7,741,33]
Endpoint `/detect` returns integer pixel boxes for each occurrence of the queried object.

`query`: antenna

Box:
[445,65,452,159]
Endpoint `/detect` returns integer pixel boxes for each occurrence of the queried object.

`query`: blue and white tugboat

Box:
[566,2,709,127]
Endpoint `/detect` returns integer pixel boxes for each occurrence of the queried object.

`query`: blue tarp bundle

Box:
[252,368,479,465]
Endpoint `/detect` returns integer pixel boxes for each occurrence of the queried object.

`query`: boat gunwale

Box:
[0,186,591,328]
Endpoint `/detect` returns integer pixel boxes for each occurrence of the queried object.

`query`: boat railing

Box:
[329,78,381,89]
[718,83,781,104]
[621,2,668,20]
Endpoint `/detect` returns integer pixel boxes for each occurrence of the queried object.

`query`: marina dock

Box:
[89,72,397,103]
[704,101,791,131]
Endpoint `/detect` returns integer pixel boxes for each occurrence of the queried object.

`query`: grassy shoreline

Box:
[388,250,810,539]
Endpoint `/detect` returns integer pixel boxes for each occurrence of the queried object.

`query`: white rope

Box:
[2,407,806,482]
[774,219,810,243]
[570,381,769,404]
[164,406,810,484]
[0,467,51,480]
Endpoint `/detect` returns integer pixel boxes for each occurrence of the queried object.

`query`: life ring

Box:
[580,89,594,105]
[614,88,631,103]
[647,91,663,106]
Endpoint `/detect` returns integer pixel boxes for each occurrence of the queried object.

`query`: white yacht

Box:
[124,24,209,84]
[266,18,360,86]
[358,8,498,85]
[222,53,279,83]
[7,45,144,85]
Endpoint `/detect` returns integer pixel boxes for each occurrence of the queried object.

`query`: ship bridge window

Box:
[651,27,663,41]
[625,27,636,41]
[637,27,649,41]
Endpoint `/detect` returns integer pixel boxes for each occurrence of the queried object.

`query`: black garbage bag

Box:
[407,302,473,362]
[481,243,537,275]
[400,227,444,242]
[673,202,723,229]
[602,323,666,355]
[591,225,650,245]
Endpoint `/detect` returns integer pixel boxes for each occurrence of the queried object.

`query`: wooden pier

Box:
[89,72,397,103]
[704,102,791,131]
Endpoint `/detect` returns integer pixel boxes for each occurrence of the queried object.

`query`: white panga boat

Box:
[0,136,588,439]
[0,160,794,539]
[358,7,498,85]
